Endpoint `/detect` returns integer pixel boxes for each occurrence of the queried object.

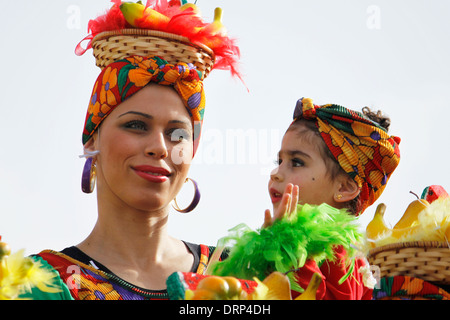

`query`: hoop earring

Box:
[172,178,201,213]
[81,157,97,194]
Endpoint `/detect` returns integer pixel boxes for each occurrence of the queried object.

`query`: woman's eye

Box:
[169,128,191,142]
[292,158,305,167]
[275,158,282,165]
[124,120,147,131]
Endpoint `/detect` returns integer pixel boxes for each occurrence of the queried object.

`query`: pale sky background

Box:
[1,0,449,255]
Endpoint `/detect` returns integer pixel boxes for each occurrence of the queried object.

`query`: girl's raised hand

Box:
[262,183,299,228]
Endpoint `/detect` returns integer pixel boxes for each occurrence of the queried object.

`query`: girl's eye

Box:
[275,158,282,165]
[123,120,147,131]
[292,158,305,167]
[169,128,191,142]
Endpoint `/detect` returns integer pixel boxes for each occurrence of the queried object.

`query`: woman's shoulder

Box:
[18,252,74,300]
[183,242,229,275]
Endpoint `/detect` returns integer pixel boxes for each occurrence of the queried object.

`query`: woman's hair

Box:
[288,107,391,215]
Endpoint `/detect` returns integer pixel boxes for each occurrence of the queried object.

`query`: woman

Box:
[21,55,225,300]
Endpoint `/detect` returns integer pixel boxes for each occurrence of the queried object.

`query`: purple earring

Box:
[81,157,97,194]
[172,178,201,213]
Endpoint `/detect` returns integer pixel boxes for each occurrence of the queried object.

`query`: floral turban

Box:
[82,55,205,156]
[293,98,401,214]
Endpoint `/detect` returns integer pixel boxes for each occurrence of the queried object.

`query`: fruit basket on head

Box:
[75,0,242,80]
[365,187,450,292]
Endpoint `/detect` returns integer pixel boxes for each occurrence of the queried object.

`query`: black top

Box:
[60,241,203,274]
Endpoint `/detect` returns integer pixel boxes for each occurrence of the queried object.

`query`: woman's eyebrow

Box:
[118,111,153,119]
[169,119,191,128]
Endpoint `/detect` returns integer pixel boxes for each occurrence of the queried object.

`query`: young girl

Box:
[211,97,401,300]
[265,97,401,299]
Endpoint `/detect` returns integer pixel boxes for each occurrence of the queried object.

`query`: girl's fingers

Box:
[262,209,272,228]
[278,193,291,220]
[290,185,299,215]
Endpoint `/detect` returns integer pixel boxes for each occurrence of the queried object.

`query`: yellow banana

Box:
[211,7,225,35]
[120,2,170,29]
[180,2,200,15]
[295,273,322,300]
[393,192,429,229]
[366,203,390,241]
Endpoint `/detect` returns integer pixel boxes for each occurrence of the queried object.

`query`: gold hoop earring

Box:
[81,157,97,194]
[172,178,201,213]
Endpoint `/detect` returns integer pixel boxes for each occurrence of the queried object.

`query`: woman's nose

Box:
[145,132,168,159]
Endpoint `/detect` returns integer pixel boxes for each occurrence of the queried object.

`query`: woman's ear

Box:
[334,174,360,203]
[82,132,100,157]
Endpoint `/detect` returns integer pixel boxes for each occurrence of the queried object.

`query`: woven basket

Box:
[367,241,450,286]
[91,29,215,76]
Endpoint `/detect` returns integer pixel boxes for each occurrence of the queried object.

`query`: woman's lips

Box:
[133,165,171,183]
[269,188,283,203]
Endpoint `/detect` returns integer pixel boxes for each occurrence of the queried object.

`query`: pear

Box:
[393,192,429,229]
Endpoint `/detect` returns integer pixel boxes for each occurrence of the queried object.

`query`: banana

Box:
[295,273,322,300]
[180,2,200,15]
[393,193,429,229]
[196,7,227,50]
[120,2,170,29]
[366,203,390,241]
[210,7,225,35]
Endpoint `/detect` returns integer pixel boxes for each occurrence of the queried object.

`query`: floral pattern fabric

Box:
[373,276,450,300]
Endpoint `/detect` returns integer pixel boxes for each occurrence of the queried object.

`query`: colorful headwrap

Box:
[82,55,205,156]
[293,98,401,214]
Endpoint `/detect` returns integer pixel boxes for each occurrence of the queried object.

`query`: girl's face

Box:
[268,126,342,211]
[87,84,193,213]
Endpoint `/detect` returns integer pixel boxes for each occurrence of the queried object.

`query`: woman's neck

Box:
[76,202,194,290]
[79,199,172,263]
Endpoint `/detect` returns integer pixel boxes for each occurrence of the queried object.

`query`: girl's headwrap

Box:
[82,55,205,156]
[293,98,401,214]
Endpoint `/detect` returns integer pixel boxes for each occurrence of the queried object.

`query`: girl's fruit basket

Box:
[367,241,450,286]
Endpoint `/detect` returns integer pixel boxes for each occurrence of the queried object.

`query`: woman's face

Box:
[88,84,193,213]
[268,126,341,212]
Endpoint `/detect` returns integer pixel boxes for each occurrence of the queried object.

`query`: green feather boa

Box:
[209,203,363,292]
